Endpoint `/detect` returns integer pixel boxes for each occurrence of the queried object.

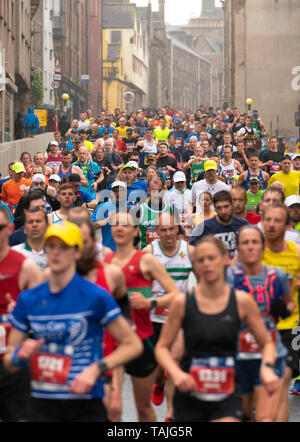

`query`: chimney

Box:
[159,0,165,28]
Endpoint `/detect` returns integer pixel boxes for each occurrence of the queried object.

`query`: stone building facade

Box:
[224,0,300,139]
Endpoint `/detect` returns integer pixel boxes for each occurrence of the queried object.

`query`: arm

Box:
[235,160,243,175]
[18,259,43,290]
[72,165,88,187]
[237,290,280,394]
[155,293,197,392]
[69,315,143,394]
[236,171,246,187]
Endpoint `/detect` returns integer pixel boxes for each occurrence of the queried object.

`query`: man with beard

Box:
[190,190,248,259]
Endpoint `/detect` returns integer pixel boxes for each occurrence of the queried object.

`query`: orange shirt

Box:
[2,178,32,206]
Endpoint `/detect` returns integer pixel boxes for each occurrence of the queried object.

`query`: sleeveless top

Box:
[0,249,26,314]
[105,250,153,340]
[243,169,266,190]
[262,241,300,330]
[180,289,240,402]
[95,261,109,292]
[46,153,62,170]
[58,164,72,180]
[220,159,239,186]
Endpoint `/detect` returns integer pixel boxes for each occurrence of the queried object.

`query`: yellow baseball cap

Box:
[44,221,83,249]
[12,162,26,174]
[204,160,218,172]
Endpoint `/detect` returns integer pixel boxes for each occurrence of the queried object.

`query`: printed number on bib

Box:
[146,230,159,244]
[239,328,276,354]
[31,353,72,385]
[190,356,235,401]
[270,163,280,172]
[154,306,169,317]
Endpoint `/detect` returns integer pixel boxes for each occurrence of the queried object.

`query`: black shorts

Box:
[125,335,157,378]
[173,389,243,422]
[0,362,31,422]
[152,322,163,346]
[280,329,300,378]
[29,398,107,422]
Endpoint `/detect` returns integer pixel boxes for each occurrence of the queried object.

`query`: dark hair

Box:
[24,191,45,210]
[20,151,32,162]
[281,154,291,162]
[147,175,165,188]
[213,190,232,206]
[248,152,259,159]
[194,234,227,256]
[62,150,72,157]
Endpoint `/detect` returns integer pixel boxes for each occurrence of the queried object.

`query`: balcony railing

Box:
[103,67,118,80]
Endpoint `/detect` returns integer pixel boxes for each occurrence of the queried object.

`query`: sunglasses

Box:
[0,224,8,231]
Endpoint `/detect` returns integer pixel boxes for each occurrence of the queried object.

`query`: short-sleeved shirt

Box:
[2,178,32,207]
[9,273,121,400]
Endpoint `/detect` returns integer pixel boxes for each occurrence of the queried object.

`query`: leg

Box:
[276,366,292,422]
[254,382,282,422]
[241,394,254,421]
[109,367,124,422]
[131,368,159,422]
[211,417,241,422]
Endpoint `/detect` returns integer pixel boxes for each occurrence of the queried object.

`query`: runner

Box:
[0,206,42,422]
[155,235,280,422]
[4,221,142,422]
[261,204,300,422]
[227,225,294,421]
[105,211,178,422]
[144,212,194,422]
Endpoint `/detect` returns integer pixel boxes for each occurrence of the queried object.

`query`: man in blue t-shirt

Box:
[190,190,248,259]
[4,221,142,422]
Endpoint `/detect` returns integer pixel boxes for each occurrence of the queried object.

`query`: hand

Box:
[5,293,16,313]
[17,338,45,361]
[173,370,197,393]
[129,292,149,309]
[70,363,100,394]
[260,365,280,395]
[109,388,122,422]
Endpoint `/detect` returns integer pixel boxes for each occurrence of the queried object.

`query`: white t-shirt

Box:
[164,188,192,222]
[192,179,230,213]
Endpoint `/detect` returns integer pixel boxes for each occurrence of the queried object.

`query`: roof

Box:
[103,4,135,29]
[204,37,223,54]
[166,33,212,64]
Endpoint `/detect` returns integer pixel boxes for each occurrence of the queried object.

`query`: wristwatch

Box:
[262,362,275,370]
[150,299,158,310]
[97,360,108,375]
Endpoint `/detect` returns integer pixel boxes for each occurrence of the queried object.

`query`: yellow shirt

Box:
[268,171,300,197]
[116,126,129,138]
[84,140,94,152]
[262,241,300,330]
[153,127,171,143]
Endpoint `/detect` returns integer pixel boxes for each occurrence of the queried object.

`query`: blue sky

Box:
[132,0,223,26]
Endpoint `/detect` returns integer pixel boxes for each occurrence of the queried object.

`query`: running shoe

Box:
[290,382,300,395]
[151,384,165,406]
[165,417,174,422]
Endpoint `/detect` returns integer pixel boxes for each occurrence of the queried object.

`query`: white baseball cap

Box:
[127,161,139,170]
[173,171,187,183]
[49,174,61,182]
[50,141,59,146]
[112,181,127,190]
[285,195,300,207]
[292,153,300,161]
[32,173,46,183]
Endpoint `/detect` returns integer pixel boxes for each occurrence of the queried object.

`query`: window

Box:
[111,31,121,44]
[89,0,98,17]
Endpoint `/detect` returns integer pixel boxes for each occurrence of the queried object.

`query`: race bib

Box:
[154,305,169,317]
[0,320,11,355]
[31,353,72,385]
[270,163,280,173]
[190,356,235,401]
[146,230,159,244]
[239,328,276,355]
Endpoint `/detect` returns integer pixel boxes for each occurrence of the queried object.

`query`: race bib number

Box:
[0,321,11,355]
[239,328,276,354]
[31,353,72,385]
[270,163,280,173]
[146,230,159,244]
[154,305,169,317]
[190,357,235,401]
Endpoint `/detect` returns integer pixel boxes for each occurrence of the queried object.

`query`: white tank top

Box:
[150,239,193,323]
[220,159,238,178]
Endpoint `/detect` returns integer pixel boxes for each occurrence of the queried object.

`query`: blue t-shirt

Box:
[0,177,10,193]
[9,273,121,400]
[190,216,248,259]
[91,202,118,251]
[73,161,101,198]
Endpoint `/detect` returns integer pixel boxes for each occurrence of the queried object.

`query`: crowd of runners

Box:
[0,105,300,422]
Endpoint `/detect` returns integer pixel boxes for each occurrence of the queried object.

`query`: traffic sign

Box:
[55,57,61,74]
[52,80,61,90]
[54,73,62,81]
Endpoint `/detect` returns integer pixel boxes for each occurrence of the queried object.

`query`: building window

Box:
[90,0,98,17]
[111,31,121,44]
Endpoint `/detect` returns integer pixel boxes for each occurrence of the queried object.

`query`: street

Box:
[122,374,300,422]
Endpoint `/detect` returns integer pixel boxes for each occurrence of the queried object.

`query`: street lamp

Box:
[62,93,70,114]
[246,98,253,113]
